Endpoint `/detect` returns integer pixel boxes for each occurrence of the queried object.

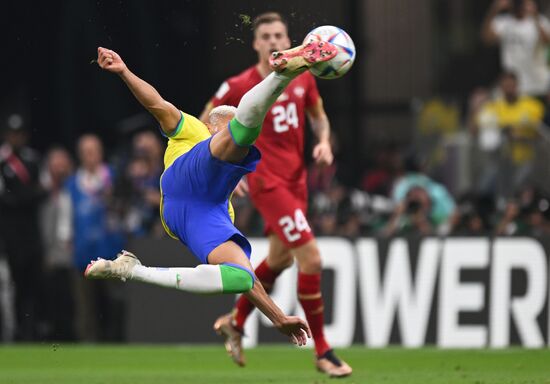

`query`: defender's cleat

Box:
[269,40,338,74]
[84,250,141,282]
[213,313,245,367]
[316,349,353,378]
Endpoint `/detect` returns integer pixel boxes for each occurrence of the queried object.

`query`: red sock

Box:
[234,259,281,331]
[298,272,331,357]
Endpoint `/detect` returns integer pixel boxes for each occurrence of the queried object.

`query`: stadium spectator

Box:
[113,131,163,237]
[0,243,15,342]
[361,144,404,197]
[40,147,76,340]
[0,115,45,341]
[111,131,164,237]
[310,181,347,236]
[383,162,456,237]
[495,185,550,235]
[67,134,125,341]
[451,192,496,235]
[467,88,496,195]
[476,72,544,196]
[481,0,550,97]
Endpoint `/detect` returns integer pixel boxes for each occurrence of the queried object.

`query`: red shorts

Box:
[250,184,314,248]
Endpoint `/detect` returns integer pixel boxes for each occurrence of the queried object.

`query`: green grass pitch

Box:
[0,345,549,384]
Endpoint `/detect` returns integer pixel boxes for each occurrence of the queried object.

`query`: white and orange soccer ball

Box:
[303,25,356,80]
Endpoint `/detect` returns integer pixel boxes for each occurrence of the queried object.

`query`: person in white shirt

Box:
[482,0,550,96]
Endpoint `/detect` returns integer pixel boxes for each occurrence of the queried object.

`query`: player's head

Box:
[46,147,73,186]
[207,105,237,135]
[252,12,291,64]
[77,133,103,171]
[499,71,519,100]
[512,0,536,18]
[3,114,29,150]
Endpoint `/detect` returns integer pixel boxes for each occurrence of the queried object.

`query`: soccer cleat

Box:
[213,313,245,367]
[84,250,141,282]
[316,349,353,378]
[269,40,338,74]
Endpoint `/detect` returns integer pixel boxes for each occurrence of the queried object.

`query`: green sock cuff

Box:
[220,264,255,294]
[229,118,262,146]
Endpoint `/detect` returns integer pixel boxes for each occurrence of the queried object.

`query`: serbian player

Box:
[200,13,352,377]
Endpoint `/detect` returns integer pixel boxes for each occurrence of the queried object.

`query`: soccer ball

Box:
[303,25,356,79]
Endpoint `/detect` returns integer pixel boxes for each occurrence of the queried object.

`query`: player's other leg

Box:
[84,247,255,295]
[293,239,352,378]
[214,233,293,366]
[85,242,310,347]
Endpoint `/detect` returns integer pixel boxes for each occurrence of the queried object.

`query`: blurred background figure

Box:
[476,71,544,197]
[113,130,163,237]
[0,233,15,342]
[40,147,76,341]
[482,0,550,97]
[67,134,125,341]
[0,114,45,341]
[451,192,496,235]
[495,185,550,235]
[383,158,456,237]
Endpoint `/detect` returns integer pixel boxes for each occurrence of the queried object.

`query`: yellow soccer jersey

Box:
[160,111,235,239]
[163,111,211,169]
[480,97,543,163]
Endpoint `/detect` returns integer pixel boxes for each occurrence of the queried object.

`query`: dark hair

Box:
[252,12,288,33]
[512,0,539,17]
[500,71,518,82]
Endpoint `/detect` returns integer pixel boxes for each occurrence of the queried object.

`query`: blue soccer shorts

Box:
[160,137,260,264]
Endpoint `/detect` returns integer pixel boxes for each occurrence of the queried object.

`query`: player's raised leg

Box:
[209,39,338,163]
[214,233,292,366]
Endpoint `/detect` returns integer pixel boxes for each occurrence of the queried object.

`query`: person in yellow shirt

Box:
[477,71,544,193]
[84,41,338,346]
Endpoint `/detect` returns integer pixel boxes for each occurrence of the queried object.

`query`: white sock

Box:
[131,264,224,294]
[235,72,295,128]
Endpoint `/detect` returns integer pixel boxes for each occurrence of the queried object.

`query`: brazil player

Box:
[200,13,352,377]
[85,42,338,346]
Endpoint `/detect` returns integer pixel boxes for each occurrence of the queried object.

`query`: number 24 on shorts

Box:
[278,209,311,242]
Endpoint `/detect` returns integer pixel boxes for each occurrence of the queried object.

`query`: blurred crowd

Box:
[2,0,550,343]
[0,124,164,342]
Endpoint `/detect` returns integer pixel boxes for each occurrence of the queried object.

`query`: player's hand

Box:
[233,178,249,197]
[97,47,127,74]
[312,141,334,167]
[275,316,311,346]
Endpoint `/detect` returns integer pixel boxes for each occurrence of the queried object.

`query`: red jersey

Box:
[210,66,320,191]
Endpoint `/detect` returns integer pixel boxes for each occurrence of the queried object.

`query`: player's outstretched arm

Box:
[208,242,311,345]
[96,47,181,135]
